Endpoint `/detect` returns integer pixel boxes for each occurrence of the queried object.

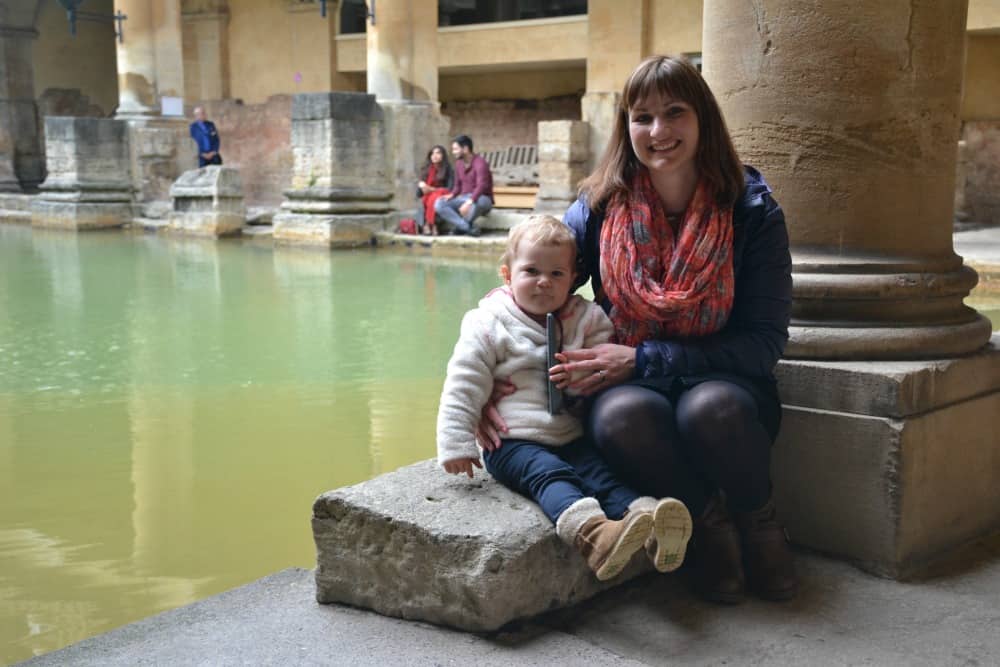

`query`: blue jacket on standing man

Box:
[190,106,222,167]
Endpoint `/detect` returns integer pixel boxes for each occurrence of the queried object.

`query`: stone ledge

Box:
[776,336,1000,417]
[312,459,650,632]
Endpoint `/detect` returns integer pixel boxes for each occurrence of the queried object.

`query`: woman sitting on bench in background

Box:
[416,145,454,235]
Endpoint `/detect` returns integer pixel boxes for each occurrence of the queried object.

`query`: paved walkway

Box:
[20,531,1000,666]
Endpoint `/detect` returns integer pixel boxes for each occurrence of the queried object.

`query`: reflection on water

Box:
[0,224,499,663]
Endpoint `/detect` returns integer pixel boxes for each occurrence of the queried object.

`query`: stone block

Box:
[272,212,388,248]
[773,336,1000,578]
[538,120,589,146]
[168,166,245,238]
[31,200,133,230]
[291,92,383,122]
[313,459,650,632]
[538,142,588,164]
[538,162,587,189]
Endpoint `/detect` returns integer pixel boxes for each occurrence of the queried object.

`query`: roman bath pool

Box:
[0,224,501,663]
[1,223,997,663]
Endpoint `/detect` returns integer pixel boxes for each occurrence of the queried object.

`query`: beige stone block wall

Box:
[968,0,1000,30]
[441,96,581,155]
[647,0,703,56]
[33,0,119,117]
[227,0,363,105]
[962,34,1000,121]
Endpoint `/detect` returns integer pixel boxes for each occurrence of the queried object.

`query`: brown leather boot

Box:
[575,512,654,581]
[734,497,798,601]
[690,494,745,604]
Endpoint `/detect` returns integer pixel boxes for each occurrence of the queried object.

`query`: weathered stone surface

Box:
[278,92,393,247]
[167,166,245,237]
[313,459,650,632]
[32,117,133,230]
[31,201,134,230]
[774,336,1000,578]
[538,119,589,146]
[273,213,388,248]
[381,101,450,213]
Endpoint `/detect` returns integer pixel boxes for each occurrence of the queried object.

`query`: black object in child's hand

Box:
[546,312,564,415]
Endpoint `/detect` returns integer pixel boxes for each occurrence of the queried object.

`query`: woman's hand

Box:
[443,457,482,478]
[418,181,431,194]
[475,377,516,451]
[550,343,637,396]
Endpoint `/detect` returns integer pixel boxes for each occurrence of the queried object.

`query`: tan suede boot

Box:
[575,512,654,581]
[648,498,693,573]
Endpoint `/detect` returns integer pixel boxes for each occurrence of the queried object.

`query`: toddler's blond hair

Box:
[499,214,578,272]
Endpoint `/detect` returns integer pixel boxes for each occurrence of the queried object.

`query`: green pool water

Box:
[1,223,998,664]
[0,224,500,664]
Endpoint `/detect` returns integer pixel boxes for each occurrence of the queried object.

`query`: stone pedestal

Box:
[313,459,650,632]
[273,93,392,248]
[773,336,1000,578]
[31,117,132,230]
[535,121,589,214]
[168,165,244,237]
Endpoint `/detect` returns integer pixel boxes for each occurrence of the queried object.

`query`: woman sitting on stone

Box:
[416,145,454,235]
[479,55,797,603]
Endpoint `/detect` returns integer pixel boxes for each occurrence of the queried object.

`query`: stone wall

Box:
[441,95,581,154]
[201,95,293,207]
[962,121,1000,226]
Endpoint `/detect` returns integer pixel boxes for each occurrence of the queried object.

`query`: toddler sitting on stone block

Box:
[437,214,693,580]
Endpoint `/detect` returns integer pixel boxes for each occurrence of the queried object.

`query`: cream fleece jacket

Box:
[437,287,614,466]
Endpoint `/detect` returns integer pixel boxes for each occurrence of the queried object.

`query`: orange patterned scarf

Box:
[599,169,735,346]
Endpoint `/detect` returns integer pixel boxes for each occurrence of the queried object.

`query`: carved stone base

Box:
[31,200,132,230]
[773,334,1000,578]
[272,212,389,248]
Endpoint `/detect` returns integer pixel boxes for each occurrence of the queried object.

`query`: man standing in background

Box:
[190,106,222,167]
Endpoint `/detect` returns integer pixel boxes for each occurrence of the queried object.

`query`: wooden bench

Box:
[483,144,539,209]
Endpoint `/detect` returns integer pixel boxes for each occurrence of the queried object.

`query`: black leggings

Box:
[587,380,775,517]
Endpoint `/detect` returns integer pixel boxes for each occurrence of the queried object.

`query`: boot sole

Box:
[651,498,693,573]
[594,513,653,581]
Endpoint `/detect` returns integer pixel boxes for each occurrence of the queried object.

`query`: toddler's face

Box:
[503,241,575,317]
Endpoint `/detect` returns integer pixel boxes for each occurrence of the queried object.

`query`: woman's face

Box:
[628,91,699,178]
[430,148,444,164]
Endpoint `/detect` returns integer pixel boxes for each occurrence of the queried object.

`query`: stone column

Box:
[365,0,450,217]
[581,0,647,172]
[534,121,589,214]
[272,92,393,248]
[114,0,195,209]
[0,18,43,191]
[703,0,1000,577]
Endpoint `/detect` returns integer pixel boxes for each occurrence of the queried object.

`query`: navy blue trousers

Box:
[483,437,640,524]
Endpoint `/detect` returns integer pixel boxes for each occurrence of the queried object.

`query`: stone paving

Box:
[20,532,1000,666]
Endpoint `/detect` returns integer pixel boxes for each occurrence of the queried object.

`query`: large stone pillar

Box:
[114,0,195,208]
[0,14,43,191]
[704,0,1000,577]
[581,0,647,172]
[272,92,392,248]
[365,0,449,217]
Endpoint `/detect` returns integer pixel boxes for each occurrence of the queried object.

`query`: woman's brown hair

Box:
[578,55,744,210]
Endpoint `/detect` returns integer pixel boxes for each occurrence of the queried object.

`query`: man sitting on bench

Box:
[435,134,494,236]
